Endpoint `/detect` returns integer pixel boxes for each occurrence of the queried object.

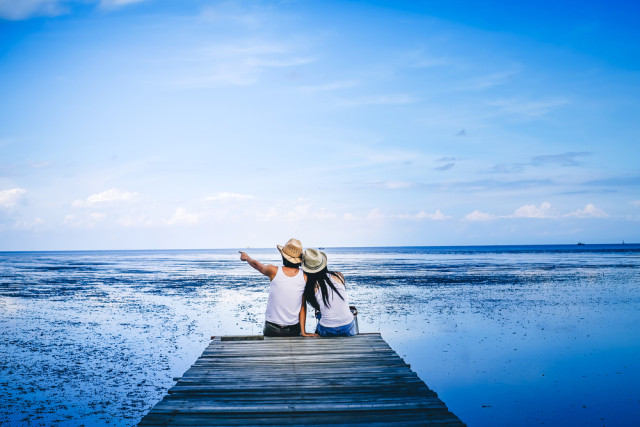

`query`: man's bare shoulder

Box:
[264,264,278,280]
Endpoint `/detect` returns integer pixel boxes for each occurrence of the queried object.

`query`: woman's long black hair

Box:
[303,267,345,312]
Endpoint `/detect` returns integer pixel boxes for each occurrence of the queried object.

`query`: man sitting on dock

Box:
[239,238,312,337]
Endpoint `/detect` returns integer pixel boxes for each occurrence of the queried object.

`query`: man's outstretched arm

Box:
[239,251,278,280]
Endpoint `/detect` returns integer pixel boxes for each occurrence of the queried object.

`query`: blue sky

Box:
[1,0,639,250]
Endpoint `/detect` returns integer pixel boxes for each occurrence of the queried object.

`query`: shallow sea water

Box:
[1,245,639,426]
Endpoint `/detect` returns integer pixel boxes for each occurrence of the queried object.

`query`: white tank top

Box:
[265,267,306,326]
[316,275,354,328]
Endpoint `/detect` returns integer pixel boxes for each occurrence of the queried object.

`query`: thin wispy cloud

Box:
[338,94,417,107]
[64,212,106,229]
[434,163,455,171]
[585,175,640,187]
[0,0,149,20]
[398,48,453,69]
[375,181,416,190]
[99,0,148,10]
[178,41,314,88]
[298,80,360,93]
[487,163,525,174]
[197,3,267,28]
[342,145,420,169]
[0,0,67,20]
[72,189,139,208]
[435,179,554,193]
[486,97,569,119]
[459,68,520,91]
[531,152,591,167]
[0,188,27,208]
[488,152,590,174]
[13,217,44,230]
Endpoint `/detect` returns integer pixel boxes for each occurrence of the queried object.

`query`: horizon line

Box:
[1,242,638,253]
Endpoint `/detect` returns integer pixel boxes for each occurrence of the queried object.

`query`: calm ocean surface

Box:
[1,245,639,426]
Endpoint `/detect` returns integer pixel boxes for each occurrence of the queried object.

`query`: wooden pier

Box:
[139,333,465,426]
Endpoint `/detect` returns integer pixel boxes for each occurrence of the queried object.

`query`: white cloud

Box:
[168,208,199,226]
[464,210,496,221]
[204,192,254,201]
[0,188,27,208]
[512,202,555,219]
[631,200,640,207]
[73,189,139,207]
[343,213,357,221]
[398,210,451,220]
[0,0,67,20]
[564,204,609,218]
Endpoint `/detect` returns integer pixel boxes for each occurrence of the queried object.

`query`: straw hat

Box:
[277,238,303,264]
[301,248,327,273]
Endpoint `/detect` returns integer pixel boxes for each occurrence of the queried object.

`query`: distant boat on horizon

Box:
[577,242,585,245]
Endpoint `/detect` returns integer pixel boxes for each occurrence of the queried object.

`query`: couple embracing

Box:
[239,238,356,338]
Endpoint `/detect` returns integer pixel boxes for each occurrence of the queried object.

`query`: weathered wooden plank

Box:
[221,335,264,341]
[139,408,461,426]
[150,400,448,412]
[165,387,436,398]
[154,394,440,405]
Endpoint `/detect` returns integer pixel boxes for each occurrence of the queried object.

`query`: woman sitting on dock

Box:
[301,248,356,337]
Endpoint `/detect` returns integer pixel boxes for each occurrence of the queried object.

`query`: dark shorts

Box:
[263,321,301,337]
